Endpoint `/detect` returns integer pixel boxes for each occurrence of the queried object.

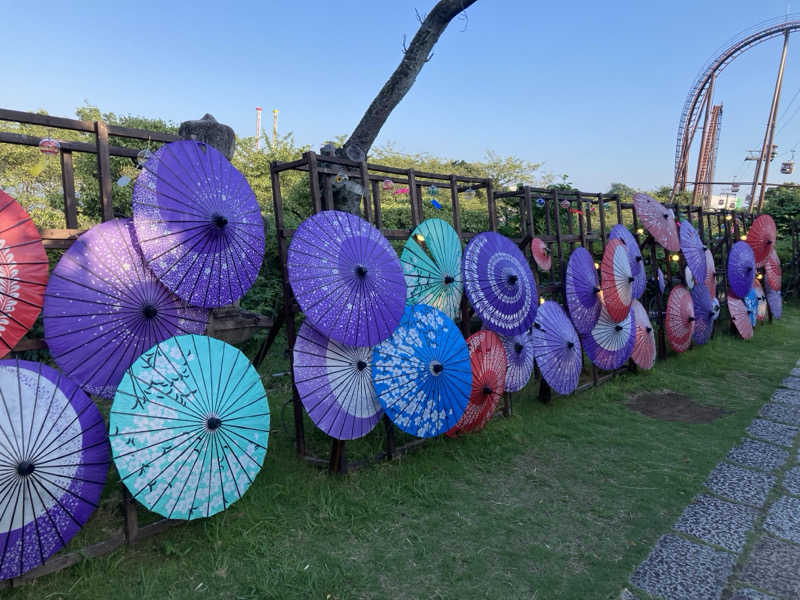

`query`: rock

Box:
[179,113,236,160]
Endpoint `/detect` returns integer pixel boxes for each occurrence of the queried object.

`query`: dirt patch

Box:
[625,390,732,423]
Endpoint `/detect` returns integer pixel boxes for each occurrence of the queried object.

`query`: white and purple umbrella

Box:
[462,232,538,336]
[609,224,643,276]
[679,220,707,285]
[43,219,208,399]
[565,247,601,335]
[0,360,108,579]
[293,321,382,440]
[581,304,636,371]
[532,301,582,395]
[132,140,265,307]
[690,282,714,346]
[288,210,406,347]
[499,330,535,392]
[727,241,756,299]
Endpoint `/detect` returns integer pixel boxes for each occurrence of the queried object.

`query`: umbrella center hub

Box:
[211,213,228,229]
[444,274,455,285]
[514,342,524,354]
[507,274,518,286]
[429,360,444,376]
[142,304,158,319]
[567,341,575,349]
[615,325,623,332]
[482,386,492,395]
[355,264,368,278]
[356,360,367,371]
[206,416,222,431]
[16,461,35,477]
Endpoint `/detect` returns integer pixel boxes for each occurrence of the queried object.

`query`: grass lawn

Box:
[6,306,800,600]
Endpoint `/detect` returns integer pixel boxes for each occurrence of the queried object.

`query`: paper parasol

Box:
[565,247,602,335]
[746,214,777,264]
[530,237,552,271]
[679,220,707,285]
[657,267,666,294]
[665,285,695,353]
[581,304,635,371]
[633,193,680,251]
[0,191,49,358]
[532,301,582,395]
[684,265,695,290]
[630,299,656,370]
[132,140,265,307]
[0,360,108,579]
[111,334,269,520]
[499,331,535,392]
[293,321,381,440]
[462,232,538,336]
[728,293,753,339]
[690,283,714,346]
[753,280,768,323]
[764,248,781,291]
[727,241,756,299]
[288,210,406,347]
[765,282,782,319]
[400,218,463,321]
[372,304,471,438]
[704,248,717,298]
[609,224,644,276]
[600,238,634,322]
[43,219,208,399]
[744,288,758,327]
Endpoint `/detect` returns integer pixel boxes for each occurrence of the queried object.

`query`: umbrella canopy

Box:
[634,193,680,251]
[746,214,777,264]
[665,285,695,353]
[657,267,666,294]
[630,300,656,370]
[684,265,696,290]
[0,191,49,358]
[400,218,463,321]
[530,237,552,271]
[690,283,714,346]
[704,248,717,298]
[44,219,208,399]
[565,247,602,335]
[447,330,506,435]
[293,321,381,440]
[532,301,582,395]
[111,334,269,520]
[609,224,644,276]
[727,241,756,299]
[728,293,753,339]
[462,232,538,336]
[764,248,782,291]
[754,280,768,322]
[712,297,721,321]
[132,140,265,307]
[499,330,535,392]
[581,304,636,371]
[744,288,758,327]
[765,282,782,319]
[679,220,707,285]
[0,360,108,579]
[288,210,406,347]
[372,304,471,437]
[600,238,634,322]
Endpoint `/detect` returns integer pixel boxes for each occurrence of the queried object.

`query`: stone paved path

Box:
[623,362,800,600]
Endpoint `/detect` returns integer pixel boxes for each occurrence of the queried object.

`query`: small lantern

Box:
[382,178,394,191]
[636,228,644,235]
[536,197,545,207]
[539,296,545,305]
[428,185,438,196]
[671,254,680,262]
[38,138,60,155]
[740,235,747,241]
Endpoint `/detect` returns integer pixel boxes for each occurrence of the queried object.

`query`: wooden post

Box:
[538,378,552,404]
[449,175,463,237]
[122,487,138,544]
[598,194,607,250]
[383,414,396,460]
[329,439,347,474]
[94,121,114,222]
[553,190,565,285]
[615,194,623,225]
[408,169,420,226]
[306,151,323,213]
[524,186,535,237]
[359,161,372,223]
[487,180,497,231]
[59,149,78,229]
[371,180,382,229]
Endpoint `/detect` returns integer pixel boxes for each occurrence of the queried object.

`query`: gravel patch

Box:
[704,462,776,508]
[740,535,800,599]
[759,403,800,427]
[780,377,800,392]
[770,389,800,407]
[781,466,800,496]
[746,419,798,448]
[673,494,759,552]
[763,495,800,544]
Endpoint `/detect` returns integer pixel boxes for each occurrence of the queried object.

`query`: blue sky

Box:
[4,1,800,193]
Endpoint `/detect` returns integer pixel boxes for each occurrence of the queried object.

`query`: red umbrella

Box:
[728,292,753,340]
[633,193,680,251]
[631,299,656,370]
[530,237,552,271]
[446,330,506,435]
[704,248,716,298]
[764,248,782,291]
[0,190,49,357]
[746,214,777,265]
[665,285,695,353]
[600,238,634,322]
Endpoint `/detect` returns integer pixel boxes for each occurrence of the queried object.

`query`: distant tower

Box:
[255,107,263,149]
[272,109,279,146]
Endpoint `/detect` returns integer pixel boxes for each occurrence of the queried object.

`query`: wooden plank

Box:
[94,121,114,222]
[449,174,463,238]
[0,108,95,132]
[0,131,138,158]
[59,150,78,229]
[598,193,607,250]
[371,180,382,229]
[305,152,322,213]
[552,190,565,284]
[486,180,497,231]
[359,161,372,223]
[106,124,177,143]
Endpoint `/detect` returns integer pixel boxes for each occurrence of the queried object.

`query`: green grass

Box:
[7,307,800,600]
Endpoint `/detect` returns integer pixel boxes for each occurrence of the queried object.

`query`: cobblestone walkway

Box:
[623,360,800,600]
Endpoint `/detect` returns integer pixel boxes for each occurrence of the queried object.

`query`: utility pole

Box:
[255,107,262,150]
[272,109,279,146]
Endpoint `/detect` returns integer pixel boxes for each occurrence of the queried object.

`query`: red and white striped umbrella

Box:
[630,299,656,370]
[600,238,634,322]
[746,214,777,265]
[530,237,552,271]
[728,292,753,340]
[633,193,680,251]
[665,285,695,353]
[764,248,781,291]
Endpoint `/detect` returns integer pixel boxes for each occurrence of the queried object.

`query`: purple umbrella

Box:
[532,301,582,395]
[462,232,538,336]
[293,320,382,440]
[657,267,666,294]
[581,304,636,371]
[690,282,714,346]
[565,247,601,335]
[679,220,707,285]
[498,330,535,392]
[132,140,265,307]
[609,224,644,276]
[727,241,756,299]
[44,219,208,399]
[0,360,108,579]
[765,282,783,319]
[287,210,406,347]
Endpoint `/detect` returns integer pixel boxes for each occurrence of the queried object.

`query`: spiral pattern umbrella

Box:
[132,140,265,307]
[744,288,758,327]
[746,214,777,264]
[754,280,768,323]
[727,241,756,299]
[532,301,582,395]
[293,321,381,440]
[679,220,707,285]
[704,248,717,298]
[287,210,406,347]
[372,305,471,438]
[581,304,635,371]
[764,248,781,291]
[530,237,552,271]
[630,299,656,370]
[600,239,634,322]
[565,247,601,335]
[765,282,782,319]
[499,330,535,392]
[634,193,680,251]
[690,283,714,346]
[400,218,463,321]
[462,232,538,336]
[447,331,506,435]
[609,224,643,276]
[665,285,694,353]
[728,293,753,340]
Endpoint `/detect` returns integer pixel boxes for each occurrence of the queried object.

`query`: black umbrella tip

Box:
[143,304,158,319]
[514,342,524,354]
[592,286,600,294]
[533,322,542,330]
[211,213,228,229]
[430,361,444,375]
[628,276,635,283]
[507,274,518,285]
[355,264,368,278]
[356,360,367,371]
[16,461,35,477]
[636,255,642,262]
[615,325,623,332]
[206,416,222,431]
[567,341,575,349]
[444,275,455,285]
[688,316,695,322]
[646,326,652,333]
[482,386,492,395]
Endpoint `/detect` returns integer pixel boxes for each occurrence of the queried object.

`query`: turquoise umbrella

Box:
[110,334,269,520]
[400,218,463,320]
